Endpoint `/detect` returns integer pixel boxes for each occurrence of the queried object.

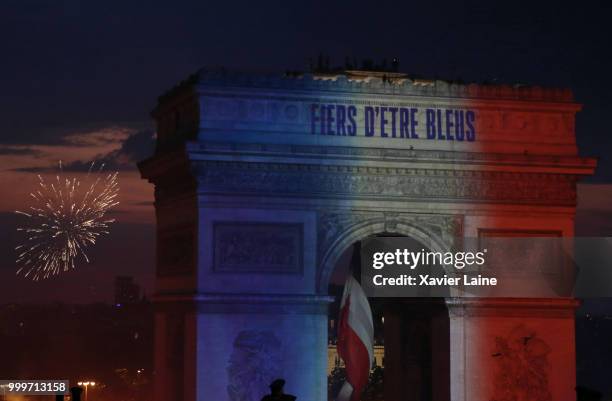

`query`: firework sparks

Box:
[15,161,119,281]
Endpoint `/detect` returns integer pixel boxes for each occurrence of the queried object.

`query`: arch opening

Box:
[326,233,451,401]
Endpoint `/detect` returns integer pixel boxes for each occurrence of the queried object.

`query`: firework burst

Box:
[15,161,119,281]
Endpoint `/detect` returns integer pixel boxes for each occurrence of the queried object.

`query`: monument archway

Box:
[139,69,596,401]
[318,216,452,294]
[326,232,451,401]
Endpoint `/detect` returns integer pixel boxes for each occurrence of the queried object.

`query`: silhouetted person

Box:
[261,379,296,401]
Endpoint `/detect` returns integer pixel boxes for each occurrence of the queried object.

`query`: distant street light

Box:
[77,381,96,401]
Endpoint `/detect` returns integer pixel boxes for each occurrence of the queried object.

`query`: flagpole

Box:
[349,241,362,283]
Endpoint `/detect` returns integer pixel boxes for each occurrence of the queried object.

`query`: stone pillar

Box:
[152,294,331,401]
[446,298,578,401]
[141,150,331,401]
[152,305,189,401]
[149,294,331,401]
[189,207,327,400]
[190,294,330,401]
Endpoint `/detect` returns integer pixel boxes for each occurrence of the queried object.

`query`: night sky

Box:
[1,1,612,304]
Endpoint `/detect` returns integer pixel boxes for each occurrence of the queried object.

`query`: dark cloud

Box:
[0,146,41,156]
[111,130,156,164]
[1,121,151,147]
[82,129,155,171]
[11,130,155,173]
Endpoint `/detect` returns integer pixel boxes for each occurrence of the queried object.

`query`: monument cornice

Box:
[192,86,582,113]
[192,159,577,206]
[154,292,334,304]
[185,142,596,176]
[157,68,576,103]
[153,293,334,314]
[445,297,580,318]
[138,143,587,206]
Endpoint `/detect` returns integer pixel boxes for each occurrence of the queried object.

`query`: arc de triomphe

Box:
[139,69,595,401]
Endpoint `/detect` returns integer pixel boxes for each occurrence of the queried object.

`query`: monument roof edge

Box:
[156,67,577,105]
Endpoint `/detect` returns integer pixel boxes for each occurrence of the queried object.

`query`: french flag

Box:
[336,276,374,401]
